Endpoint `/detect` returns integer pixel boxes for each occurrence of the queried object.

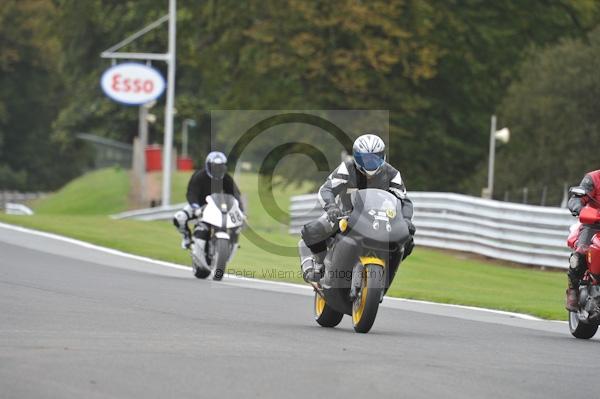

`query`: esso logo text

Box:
[100,63,166,106]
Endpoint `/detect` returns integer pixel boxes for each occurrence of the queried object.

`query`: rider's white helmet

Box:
[352,134,386,177]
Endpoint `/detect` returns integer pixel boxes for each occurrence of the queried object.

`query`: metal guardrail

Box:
[111,203,185,221]
[5,203,34,216]
[0,191,47,208]
[112,191,574,268]
[289,192,574,269]
[111,195,249,221]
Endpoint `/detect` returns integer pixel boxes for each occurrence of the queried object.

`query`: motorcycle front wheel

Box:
[314,292,343,327]
[212,238,230,281]
[569,311,598,339]
[352,264,385,333]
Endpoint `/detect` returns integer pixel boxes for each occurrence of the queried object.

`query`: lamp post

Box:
[181,119,196,158]
[483,115,510,199]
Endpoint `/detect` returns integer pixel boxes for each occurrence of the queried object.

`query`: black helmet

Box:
[205,151,227,179]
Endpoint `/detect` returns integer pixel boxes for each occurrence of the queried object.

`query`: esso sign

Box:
[100,63,165,105]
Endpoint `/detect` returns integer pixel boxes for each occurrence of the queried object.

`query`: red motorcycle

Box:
[567,187,600,339]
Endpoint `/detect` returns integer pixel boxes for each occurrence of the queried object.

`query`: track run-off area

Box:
[1,222,598,399]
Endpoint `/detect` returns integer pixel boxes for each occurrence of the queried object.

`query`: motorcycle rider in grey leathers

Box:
[298,134,416,283]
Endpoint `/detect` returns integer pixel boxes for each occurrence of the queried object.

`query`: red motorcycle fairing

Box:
[580,206,600,224]
[587,234,600,276]
[567,206,600,250]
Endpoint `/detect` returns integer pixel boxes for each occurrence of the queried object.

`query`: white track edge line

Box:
[0,221,561,323]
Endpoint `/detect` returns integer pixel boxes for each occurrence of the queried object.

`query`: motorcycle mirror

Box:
[569,186,587,197]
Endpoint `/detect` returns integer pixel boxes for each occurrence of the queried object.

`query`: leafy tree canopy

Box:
[1,0,598,192]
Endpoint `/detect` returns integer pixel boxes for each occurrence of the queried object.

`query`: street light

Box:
[181,119,196,158]
[483,115,510,199]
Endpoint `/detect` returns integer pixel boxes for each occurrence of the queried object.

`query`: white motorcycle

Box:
[190,193,245,280]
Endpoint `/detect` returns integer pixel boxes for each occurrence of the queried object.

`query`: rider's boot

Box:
[173,210,192,250]
[566,286,579,312]
[192,238,209,267]
[566,252,586,311]
[301,255,325,283]
[298,240,325,283]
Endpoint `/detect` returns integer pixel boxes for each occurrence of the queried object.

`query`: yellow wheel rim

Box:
[352,275,368,325]
[315,293,326,317]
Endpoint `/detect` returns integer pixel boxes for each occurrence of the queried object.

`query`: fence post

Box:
[540,186,547,206]
[560,182,569,208]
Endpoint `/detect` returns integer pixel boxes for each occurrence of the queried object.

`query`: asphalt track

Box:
[1,223,598,399]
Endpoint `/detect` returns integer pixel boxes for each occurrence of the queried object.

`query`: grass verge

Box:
[32,168,130,215]
[0,212,567,320]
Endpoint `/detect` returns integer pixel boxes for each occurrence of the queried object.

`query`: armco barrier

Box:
[112,195,249,221]
[5,203,34,216]
[0,191,46,208]
[111,203,185,221]
[289,192,574,269]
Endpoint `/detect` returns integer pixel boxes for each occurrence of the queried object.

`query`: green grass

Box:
[32,168,130,215]
[2,168,568,320]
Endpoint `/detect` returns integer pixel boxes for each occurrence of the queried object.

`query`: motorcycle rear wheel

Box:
[352,264,384,333]
[569,311,598,339]
[314,292,343,327]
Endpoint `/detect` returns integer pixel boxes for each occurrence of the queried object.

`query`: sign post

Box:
[100,0,177,207]
[161,0,176,208]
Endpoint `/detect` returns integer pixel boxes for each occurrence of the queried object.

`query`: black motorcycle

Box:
[310,188,411,333]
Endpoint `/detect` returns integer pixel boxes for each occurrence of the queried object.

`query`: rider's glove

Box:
[406,219,416,236]
[402,236,415,260]
[570,203,582,217]
[325,205,342,223]
[191,203,203,218]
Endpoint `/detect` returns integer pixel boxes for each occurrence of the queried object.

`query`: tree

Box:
[2,0,599,192]
[473,26,600,205]
[183,0,600,189]
[0,0,65,190]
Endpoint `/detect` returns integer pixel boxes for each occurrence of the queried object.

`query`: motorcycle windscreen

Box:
[348,189,409,245]
[210,193,237,212]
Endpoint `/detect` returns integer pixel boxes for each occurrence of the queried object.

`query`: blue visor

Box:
[354,151,384,171]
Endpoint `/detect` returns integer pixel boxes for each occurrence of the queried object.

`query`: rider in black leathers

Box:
[173,151,243,251]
